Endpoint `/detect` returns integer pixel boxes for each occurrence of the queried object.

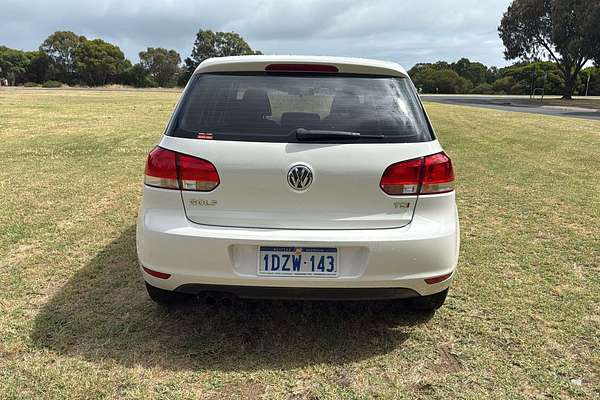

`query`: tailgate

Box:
[160,136,442,229]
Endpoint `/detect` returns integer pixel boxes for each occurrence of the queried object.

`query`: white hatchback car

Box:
[137,55,459,310]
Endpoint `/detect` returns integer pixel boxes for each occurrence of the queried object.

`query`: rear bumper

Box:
[136,187,460,297]
[175,283,420,300]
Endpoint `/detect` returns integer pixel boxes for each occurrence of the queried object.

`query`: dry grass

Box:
[0,89,598,399]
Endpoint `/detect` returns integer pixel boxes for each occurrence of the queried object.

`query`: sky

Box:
[1,0,513,68]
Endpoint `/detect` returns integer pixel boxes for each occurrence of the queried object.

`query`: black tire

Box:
[408,288,448,312]
[145,282,194,305]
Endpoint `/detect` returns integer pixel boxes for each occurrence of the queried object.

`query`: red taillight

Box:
[177,153,220,191]
[265,63,339,73]
[144,147,219,191]
[380,158,423,195]
[142,266,171,279]
[421,153,455,194]
[144,147,178,189]
[380,152,454,196]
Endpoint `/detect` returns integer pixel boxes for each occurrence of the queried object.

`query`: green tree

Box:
[498,0,600,99]
[0,46,29,85]
[40,31,87,82]
[121,63,154,88]
[181,29,261,85]
[470,83,495,94]
[452,58,489,85]
[409,64,445,93]
[74,39,130,86]
[432,61,452,70]
[486,66,500,84]
[139,47,181,87]
[409,64,472,94]
[492,76,517,94]
[497,61,566,94]
[25,51,51,83]
[433,69,472,94]
[580,67,600,95]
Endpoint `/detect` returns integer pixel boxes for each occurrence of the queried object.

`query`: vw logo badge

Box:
[287,164,313,191]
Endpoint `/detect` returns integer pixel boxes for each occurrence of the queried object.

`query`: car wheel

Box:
[145,282,194,305]
[408,288,448,312]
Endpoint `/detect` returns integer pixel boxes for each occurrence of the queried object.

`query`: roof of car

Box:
[194,55,408,78]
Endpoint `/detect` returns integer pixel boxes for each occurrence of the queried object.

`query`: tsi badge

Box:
[190,199,217,207]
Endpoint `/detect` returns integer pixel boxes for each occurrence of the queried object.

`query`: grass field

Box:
[0,88,598,399]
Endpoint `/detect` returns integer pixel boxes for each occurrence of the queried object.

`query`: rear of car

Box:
[136,56,459,309]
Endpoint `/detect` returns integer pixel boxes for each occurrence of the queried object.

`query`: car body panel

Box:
[160,135,443,229]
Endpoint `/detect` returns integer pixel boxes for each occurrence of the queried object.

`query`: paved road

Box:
[421,95,600,121]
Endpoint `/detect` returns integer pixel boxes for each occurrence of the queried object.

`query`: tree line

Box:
[1,0,599,98]
[0,29,260,88]
[409,58,600,96]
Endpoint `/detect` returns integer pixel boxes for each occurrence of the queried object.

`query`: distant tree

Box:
[499,0,600,99]
[492,76,517,94]
[25,51,51,83]
[181,29,261,85]
[409,64,472,94]
[40,31,87,82]
[432,61,452,70]
[410,58,585,95]
[139,47,181,87]
[434,69,472,94]
[452,58,489,85]
[498,61,566,94]
[470,83,495,94]
[74,39,129,86]
[408,64,438,93]
[580,67,600,95]
[486,66,500,84]
[0,46,29,85]
[121,63,155,88]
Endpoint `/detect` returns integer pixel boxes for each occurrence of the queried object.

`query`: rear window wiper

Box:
[294,128,384,141]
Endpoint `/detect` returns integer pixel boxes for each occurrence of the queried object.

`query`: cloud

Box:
[0,0,511,68]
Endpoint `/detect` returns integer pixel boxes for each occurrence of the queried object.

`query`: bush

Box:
[470,83,494,94]
[23,82,41,87]
[492,77,516,94]
[42,80,63,88]
[120,64,155,88]
[510,82,529,95]
[431,69,472,94]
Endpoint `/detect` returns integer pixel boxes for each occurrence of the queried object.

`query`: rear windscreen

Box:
[169,73,433,143]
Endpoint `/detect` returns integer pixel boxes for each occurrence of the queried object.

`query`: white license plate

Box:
[258,247,338,277]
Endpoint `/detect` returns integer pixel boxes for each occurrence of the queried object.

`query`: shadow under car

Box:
[31,226,434,372]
